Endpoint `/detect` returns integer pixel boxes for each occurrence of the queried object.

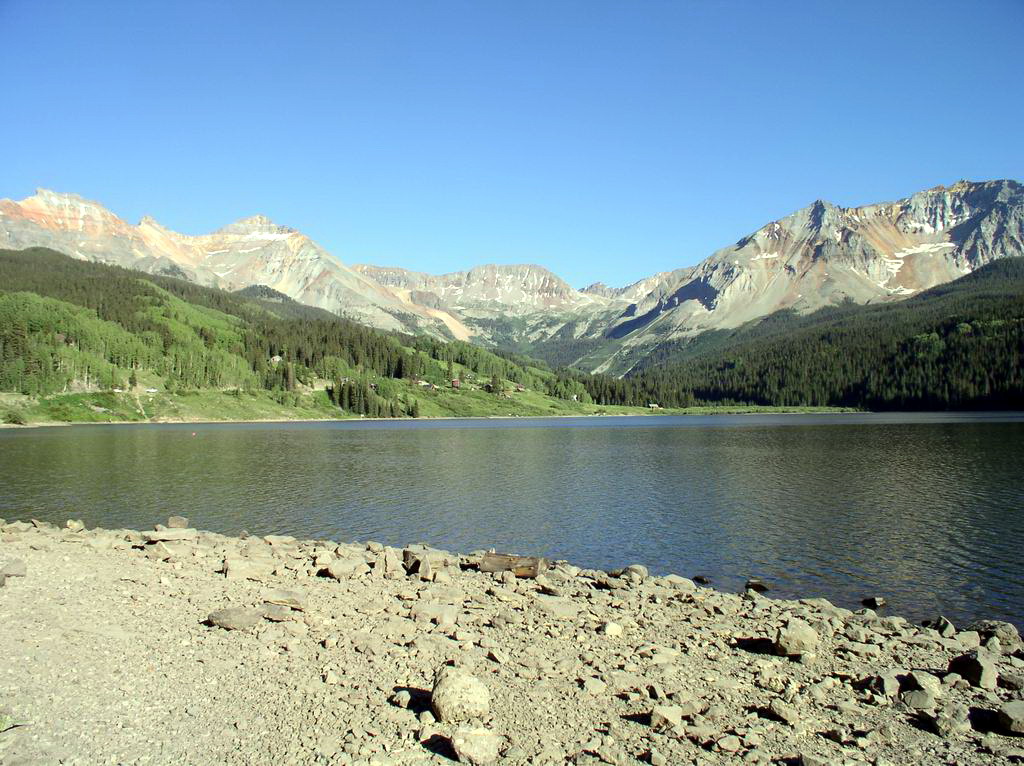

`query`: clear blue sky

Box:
[2,1,1021,288]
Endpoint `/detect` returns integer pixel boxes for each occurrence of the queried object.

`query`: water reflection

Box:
[1,413,1022,627]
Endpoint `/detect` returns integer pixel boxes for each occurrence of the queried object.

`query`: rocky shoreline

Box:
[1,518,1022,765]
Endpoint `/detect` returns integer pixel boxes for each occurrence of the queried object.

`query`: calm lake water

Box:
[1,413,1022,628]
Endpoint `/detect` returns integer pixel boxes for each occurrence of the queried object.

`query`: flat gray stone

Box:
[207,607,263,631]
[451,727,501,765]
[262,589,306,611]
[901,689,936,710]
[263,604,294,622]
[1,560,26,578]
[141,528,198,542]
[325,557,368,580]
[533,595,579,620]
[223,557,273,581]
[411,602,458,627]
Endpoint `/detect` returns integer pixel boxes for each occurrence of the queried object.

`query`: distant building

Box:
[515,384,525,392]
[648,403,661,409]
[451,378,461,389]
[270,355,283,365]
[145,388,158,393]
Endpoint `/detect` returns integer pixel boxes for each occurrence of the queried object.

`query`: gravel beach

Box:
[1,518,1022,765]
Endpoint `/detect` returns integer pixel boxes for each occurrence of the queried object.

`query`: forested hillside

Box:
[0,248,599,421]
[2,248,1020,421]
[573,259,1024,410]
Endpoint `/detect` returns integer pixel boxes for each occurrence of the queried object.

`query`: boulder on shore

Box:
[431,667,490,723]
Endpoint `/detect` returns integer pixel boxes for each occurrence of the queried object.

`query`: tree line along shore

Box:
[2,249,1021,430]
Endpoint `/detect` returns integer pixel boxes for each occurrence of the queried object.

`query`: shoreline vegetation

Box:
[0,389,857,428]
[1,519,1022,764]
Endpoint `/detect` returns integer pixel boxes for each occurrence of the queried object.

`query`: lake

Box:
[1,413,1022,629]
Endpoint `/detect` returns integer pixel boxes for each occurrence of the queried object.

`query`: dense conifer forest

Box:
[0,248,594,418]
[578,258,1024,410]
[1,248,1021,416]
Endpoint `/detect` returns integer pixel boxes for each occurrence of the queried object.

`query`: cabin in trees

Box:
[451,378,461,389]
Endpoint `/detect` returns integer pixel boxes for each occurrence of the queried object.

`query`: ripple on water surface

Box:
[1,413,1022,628]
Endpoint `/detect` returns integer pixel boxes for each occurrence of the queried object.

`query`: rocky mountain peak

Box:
[2,179,1021,376]
[214,215,295,237]
[29,188,90,205]
[23,188,117,218]
[138,215,176,232]
[236,214,276,227]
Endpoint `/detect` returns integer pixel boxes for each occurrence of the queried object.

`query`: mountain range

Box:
[2,179,1021,374]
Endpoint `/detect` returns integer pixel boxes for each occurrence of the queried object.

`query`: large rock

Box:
[207,607,263,631]
[166,515,189,528]
[775,618,818,657]
[998,700,1024,735]
[948,650,999,690]
[921,615,956,637]
[769,698,801,726]
[376,547,405,579]
[870,670,902,698]
[928,703,971,738]
[623,564,648,583]
[900,688,937,710]
[404,546,456,577]
[325,557,369,580]
[451,727,502,765]
[968,620,1022,654]
[650,705,682,732]
[431,667,490,723]
[661,574,696,591]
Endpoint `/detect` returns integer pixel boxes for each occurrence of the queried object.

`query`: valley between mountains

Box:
[2,180,1022,376]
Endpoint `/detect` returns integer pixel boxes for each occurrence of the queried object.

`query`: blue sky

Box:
[2,1,1021,287]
